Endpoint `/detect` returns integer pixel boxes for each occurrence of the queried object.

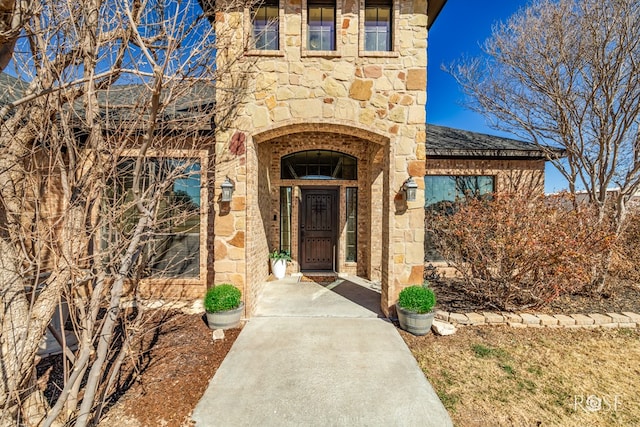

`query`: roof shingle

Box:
[426,124,563,159]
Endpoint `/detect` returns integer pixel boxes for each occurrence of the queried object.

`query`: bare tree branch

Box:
[447,0,640,291]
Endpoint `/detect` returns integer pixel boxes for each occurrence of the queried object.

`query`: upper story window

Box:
[308,0,336,51]
[252,0,279,50]
[364,0,392,51]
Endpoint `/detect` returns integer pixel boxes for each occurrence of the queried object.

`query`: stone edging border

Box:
[435,310,640,329]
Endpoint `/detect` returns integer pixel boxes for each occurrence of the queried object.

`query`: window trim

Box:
[116,149,209,285]
[302,0,341,57]
[245,0,285,57]
[358,0,399,57]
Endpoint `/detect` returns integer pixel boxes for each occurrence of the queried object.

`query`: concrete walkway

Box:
[192,276,453,426]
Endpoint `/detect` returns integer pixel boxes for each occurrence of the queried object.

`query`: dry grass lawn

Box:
[403,326,640,426]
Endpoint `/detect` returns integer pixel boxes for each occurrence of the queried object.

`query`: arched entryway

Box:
[251,122,390,285]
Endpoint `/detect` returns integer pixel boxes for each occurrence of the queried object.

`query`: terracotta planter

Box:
[270,259,287,279]
[206,302,244,330]
[396,303,434,336]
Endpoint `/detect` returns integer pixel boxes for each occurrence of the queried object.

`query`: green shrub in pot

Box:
[396,282,436,335]
[398,284,436,314]
[204,284,243,329]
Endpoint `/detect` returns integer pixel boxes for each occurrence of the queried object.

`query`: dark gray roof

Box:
[0,73,215,131]
[0,73,28,106]
[92,82,216,130]
[426,124,564,159]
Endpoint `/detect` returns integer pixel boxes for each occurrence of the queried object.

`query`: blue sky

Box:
[427,0,568,193]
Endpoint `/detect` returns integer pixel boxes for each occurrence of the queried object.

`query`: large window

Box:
[281,150,357,180]
[308,0,336,51]
[425,175,494,210]
[252,0,279,50]
[105,158,202,278]
[364,0,392,51]
[425,175,494,261]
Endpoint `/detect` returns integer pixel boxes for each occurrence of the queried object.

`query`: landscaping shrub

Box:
[611,210,640,282]
[398,284,436,313]
[204,284,242,313]
[426,192,615,310]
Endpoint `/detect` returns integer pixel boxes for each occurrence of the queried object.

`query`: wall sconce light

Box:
[220,177,234,202]
[403,176,418,202]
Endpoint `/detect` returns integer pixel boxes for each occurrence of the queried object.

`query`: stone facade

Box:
[213,0,430,316]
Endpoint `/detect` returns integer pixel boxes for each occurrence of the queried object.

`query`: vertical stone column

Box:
[380,0,428,315]
[213,7,250,314]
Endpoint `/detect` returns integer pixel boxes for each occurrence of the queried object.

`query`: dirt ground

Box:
[431,278,640,314]
[38,310,239,427]
[100,311,240,426]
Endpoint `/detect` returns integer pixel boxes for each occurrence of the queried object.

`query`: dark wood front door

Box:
[300,189,337,271]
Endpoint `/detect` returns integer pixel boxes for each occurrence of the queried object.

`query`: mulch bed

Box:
[37,310,240,427]
[431,278,640,315]
[107,312,240,426]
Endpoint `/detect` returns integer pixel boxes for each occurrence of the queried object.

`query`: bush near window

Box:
[426,192,615,311]
[611,209,640,282]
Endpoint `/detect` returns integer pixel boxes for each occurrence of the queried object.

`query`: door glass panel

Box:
[346,187,357,262]
[280,187,292,255]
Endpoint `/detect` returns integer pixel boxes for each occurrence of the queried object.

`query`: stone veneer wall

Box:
[214,0,430,316]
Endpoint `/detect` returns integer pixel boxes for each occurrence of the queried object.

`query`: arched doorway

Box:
[247,122,403,316]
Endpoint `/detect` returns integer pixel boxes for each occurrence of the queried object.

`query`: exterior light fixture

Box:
[220,177,234,202]
[403,176,418,202]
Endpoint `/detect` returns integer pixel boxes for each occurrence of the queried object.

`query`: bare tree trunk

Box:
[1,0,248,423]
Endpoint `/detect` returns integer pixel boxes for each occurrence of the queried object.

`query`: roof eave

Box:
[427,0,447,30]
[425,148,562,160]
